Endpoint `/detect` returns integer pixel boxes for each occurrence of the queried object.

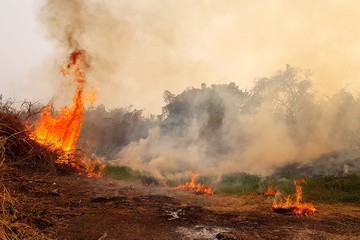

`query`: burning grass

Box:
[262,186,277,196]
[0,112,58,174]
[175,173,213,195]
[101,167,360,205]
[30,50,103,177]
[0,106,104,239]
[0,50,105,238]
[272,179,316,216]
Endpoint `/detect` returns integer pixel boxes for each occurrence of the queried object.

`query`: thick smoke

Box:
[78,66,360,179]
[110,66,360,179]
[37,0,360,113]
[37,0,360,179]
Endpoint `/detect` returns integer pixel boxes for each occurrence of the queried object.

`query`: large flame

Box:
[31,50,102,176]
[175,172,213,195]
[272,178,316,216]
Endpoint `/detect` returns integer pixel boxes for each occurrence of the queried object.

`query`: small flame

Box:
[31,50,103,177]
[175,172,213,195]
[263,186,277,196]
[272,178,316,216]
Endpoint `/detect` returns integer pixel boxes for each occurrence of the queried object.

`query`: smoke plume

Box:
[37,0,360,179]
[37,0,360,113]
[106,66,360,179]
[77,65,360,180]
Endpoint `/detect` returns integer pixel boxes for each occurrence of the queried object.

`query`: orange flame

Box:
[31,50,103,177]
[263,186,277,196]
[272,178,316,216]
[175,172,213,195]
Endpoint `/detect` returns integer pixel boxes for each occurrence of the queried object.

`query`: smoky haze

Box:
[79,66,360,179]
[37,0,360,179]
[37,0,360,113]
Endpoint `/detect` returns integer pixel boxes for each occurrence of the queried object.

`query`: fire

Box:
[263,186,277,196]
[175,172,213,195]
[31,50,103,177]
[272,178,316,216]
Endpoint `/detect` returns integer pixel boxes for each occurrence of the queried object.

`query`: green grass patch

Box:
[215,172,360,204]
[215,173,297,195]
[103,166,360,204]
[103,165,159,185]
[304,174,360,204]
[216,172,262,195]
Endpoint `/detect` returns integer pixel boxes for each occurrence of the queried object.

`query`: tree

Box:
[251,65,314,123]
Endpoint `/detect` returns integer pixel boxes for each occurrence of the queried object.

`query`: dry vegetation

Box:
[0,101,60,239]
[0,105,359,239]
[1,68,360,239]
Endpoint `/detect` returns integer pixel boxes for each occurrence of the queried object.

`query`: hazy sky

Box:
[2,0,360,113]
[0,1,53,104]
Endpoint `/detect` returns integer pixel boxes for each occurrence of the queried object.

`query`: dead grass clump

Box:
[0,112,58,174]
[0,186,49,240]
[0,112,53,239]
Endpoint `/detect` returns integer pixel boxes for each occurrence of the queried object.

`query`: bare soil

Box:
[5,174,360,240]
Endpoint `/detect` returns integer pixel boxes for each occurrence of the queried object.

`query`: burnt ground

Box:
[5,174,360,240]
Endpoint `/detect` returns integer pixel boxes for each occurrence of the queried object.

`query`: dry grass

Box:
[0,109,57,239]
[0,112,59,174]
[0,186,49,240]
[0,101,104,239]
[0,135,49,239]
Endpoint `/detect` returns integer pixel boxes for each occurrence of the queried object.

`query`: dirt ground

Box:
[5,173,360,240]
